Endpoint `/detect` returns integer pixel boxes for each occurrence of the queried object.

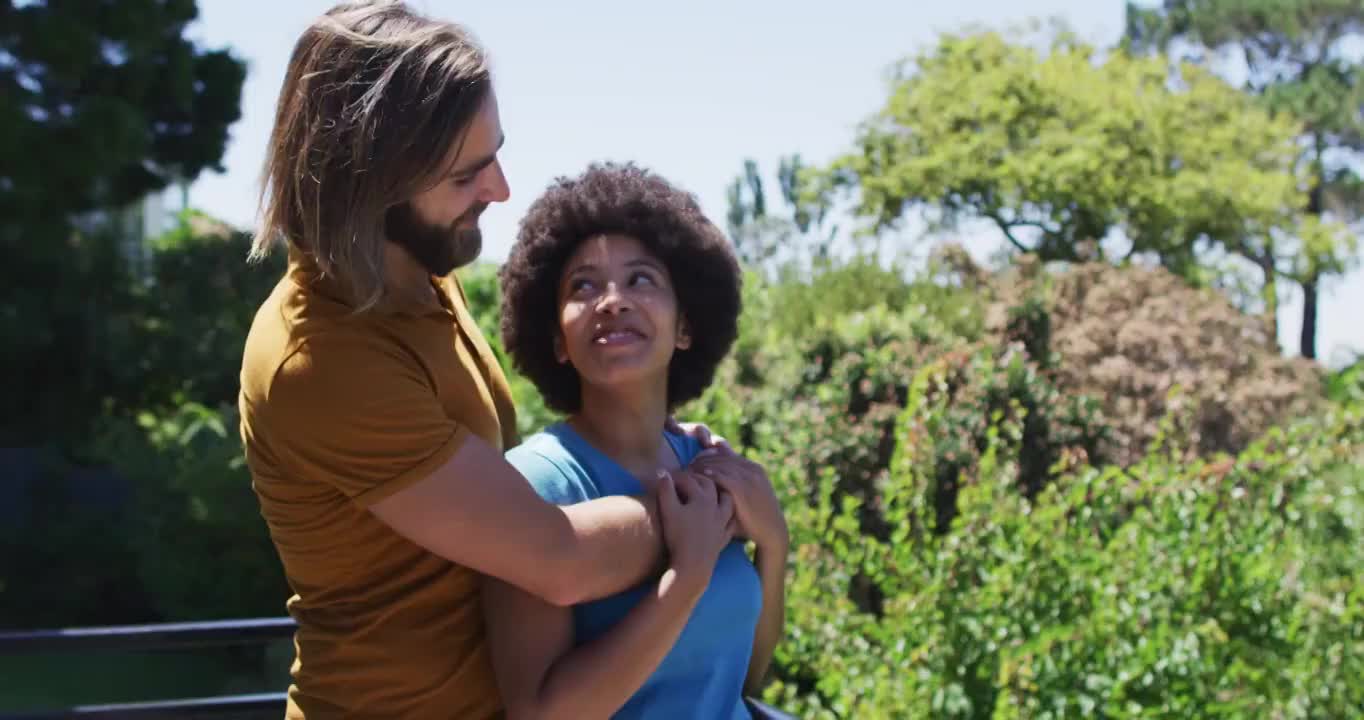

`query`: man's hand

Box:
[664,418,735,457]
[687,454,787,552]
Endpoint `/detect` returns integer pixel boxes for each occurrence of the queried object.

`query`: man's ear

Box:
[676,316,692,351]
[554,333,569,364]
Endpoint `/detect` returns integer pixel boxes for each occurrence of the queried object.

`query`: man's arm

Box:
[370,434,663,606]
[483,471,731,720]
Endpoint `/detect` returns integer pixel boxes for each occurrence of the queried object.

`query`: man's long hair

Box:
[252,0,491,310]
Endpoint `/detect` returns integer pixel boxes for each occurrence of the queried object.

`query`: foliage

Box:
[2,225,150,446]
[458,263,560,440]
[133,213,286,411]
[1125,0,1364,358]
[987,258,1325,465]
[1329,356,1364,405]
[1,0,246,223]
[671,257,1363,717]
[809,24,1333,327]
[1,0,247,447]
[88,402,290,621]
[751,399,1364,718]
[726,155,839,275]
[0,215,287,628]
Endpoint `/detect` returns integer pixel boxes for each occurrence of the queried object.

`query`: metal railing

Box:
[0,618,796,720]
[0,618,294,719]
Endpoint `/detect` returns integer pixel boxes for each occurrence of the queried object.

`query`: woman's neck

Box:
[569,381,672,481]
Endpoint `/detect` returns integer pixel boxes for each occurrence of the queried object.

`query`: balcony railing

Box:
[0,618,794,719]
[0,618,294,719]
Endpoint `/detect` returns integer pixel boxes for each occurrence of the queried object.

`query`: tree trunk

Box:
[1300,180,1324,360]
[1300,277,1319,359]
[1260,255,1279,340]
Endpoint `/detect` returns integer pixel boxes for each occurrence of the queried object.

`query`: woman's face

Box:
[555,233,690,395]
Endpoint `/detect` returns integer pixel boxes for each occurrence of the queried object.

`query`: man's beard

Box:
[385,201,486,276]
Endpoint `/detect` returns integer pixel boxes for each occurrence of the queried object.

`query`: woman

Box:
[483,162,789,719]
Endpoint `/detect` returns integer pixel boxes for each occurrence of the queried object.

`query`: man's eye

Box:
[451,176,475,187]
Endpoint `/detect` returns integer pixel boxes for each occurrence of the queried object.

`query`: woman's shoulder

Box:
[506,425,597,505]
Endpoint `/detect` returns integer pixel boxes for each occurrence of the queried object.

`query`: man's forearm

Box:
[557,494,666,604]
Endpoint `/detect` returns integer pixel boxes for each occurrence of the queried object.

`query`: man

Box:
[239,2,736,717]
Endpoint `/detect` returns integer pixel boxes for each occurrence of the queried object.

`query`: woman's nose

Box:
[596,283,631,314]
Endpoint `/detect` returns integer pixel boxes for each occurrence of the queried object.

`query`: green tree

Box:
[1125,0,1364,359]
[0,0,247,445]
[812,27,1313,311]
[1,0,245,224]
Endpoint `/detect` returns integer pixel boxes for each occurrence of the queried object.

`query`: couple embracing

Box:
[238,2,789,718]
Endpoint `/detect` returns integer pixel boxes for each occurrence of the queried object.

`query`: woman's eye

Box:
[630,272,657,287]
[569,277,594,293]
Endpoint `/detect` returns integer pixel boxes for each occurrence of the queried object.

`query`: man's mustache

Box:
[459,202,489,225]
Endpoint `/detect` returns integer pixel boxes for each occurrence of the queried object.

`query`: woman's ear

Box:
[676,316,692,351]
[554,333,570,364]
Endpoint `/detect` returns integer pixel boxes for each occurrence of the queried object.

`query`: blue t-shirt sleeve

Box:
[506,442,595,506]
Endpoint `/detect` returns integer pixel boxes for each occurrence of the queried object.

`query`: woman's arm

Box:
[685,453,789,695]
[483,568,704,720]
[483,470,734,720]
[745,541,788,695]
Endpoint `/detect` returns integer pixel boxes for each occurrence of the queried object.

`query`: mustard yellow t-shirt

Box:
[239,254,516,719]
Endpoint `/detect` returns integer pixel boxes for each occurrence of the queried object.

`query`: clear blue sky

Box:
[184,0,1362,367]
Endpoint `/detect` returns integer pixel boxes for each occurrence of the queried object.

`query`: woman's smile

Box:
[592,323,648,347]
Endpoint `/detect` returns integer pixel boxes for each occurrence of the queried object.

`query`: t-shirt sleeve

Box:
[505,444,594,507]
[263,333,471,507]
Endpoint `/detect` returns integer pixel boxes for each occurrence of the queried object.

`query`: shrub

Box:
[685,266,1107,544]
[676,258,1362,717]
[988,260,1325,466]
[86,402,290,621]
[1328,356,1364,405]
[746,390,1364,718]
[130,214,286,412]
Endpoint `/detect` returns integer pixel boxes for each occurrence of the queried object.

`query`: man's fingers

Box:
[703,467,741,497]
[674,420,738,456]
[691,453,754,476]
[656,470,679,512]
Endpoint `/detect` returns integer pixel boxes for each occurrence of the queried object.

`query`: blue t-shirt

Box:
[506,422,761,720]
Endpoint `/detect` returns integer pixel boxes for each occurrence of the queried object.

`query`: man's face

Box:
[387,89,510,276]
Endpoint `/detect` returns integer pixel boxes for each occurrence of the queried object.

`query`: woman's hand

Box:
[687,454,787,553]
[656,469,735,596]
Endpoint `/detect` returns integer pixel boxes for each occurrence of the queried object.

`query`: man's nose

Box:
[479,158,510,204]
